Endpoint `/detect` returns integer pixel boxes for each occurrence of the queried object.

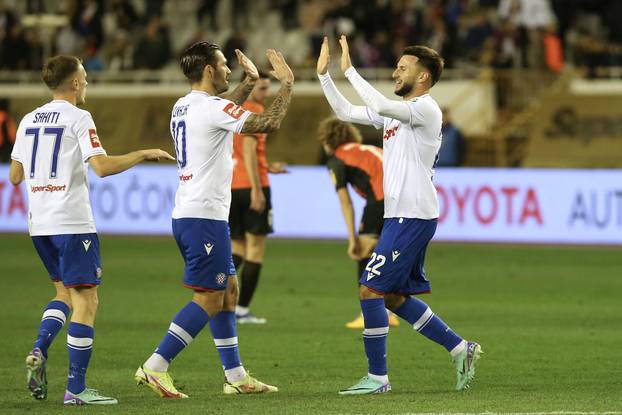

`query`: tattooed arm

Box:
[240,83,292,133]
[223,76,256,105]
[240,49,294,134]
[221,49,259,104]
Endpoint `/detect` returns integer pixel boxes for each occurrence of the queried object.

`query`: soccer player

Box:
[317,36,482,394]
[134,42,294,396]
[9,55,174,405]
[317,117,399,329]
[230,70,288,324]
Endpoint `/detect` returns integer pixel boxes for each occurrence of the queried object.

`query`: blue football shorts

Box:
[359,217,438,295]
[172,218,236,292]
[31,233,102,288]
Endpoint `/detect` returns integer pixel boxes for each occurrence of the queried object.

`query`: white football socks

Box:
[368,373,389,383]
[225,365,247,383]
[144,353,169,372]
[450,339,468,358]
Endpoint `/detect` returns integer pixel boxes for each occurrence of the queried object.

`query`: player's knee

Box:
[231,238,246,258]
[193,291,225,317]
[384,294,406,311]
[358,284,383,300]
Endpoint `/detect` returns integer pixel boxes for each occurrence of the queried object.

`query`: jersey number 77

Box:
[25,127,65,179]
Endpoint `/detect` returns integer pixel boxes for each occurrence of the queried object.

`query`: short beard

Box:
[394,83,413,97]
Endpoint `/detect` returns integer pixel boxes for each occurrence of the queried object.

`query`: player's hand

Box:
[236,49,259,82]
[317,36,330,75]
[267,49,294,86]
[339,34,352,73]
[250,187,266,213]
[347,237,361,260]
[268,162,289,174]
[142,149,175,162]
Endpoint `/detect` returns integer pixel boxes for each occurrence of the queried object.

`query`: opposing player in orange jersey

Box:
[318,117,399,329]
[229,70,288,324]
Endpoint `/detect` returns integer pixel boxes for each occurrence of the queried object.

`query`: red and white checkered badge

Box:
[88,129,101,148]
[222,103,246,120]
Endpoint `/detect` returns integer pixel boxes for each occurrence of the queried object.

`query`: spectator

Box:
[133,16,171,70]
[0,98,17,164]
[111,0,140,33]
[437,108,466,167]
[70,0,104,50]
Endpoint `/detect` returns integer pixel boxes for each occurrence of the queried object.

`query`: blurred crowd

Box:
[0,0,621,77]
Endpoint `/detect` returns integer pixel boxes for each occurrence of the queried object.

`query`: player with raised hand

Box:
[9,55,173,405]
[134,41,293,397]
[318,36,482,395]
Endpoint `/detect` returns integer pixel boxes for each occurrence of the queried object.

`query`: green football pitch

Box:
[0,234,621,414]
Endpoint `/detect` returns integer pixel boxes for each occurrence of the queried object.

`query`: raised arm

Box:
[317,37,382,128]
[222,49,259,105]
[338,35,411,123]
[240,49,294,134]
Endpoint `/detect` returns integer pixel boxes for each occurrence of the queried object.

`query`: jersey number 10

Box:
[25,127,65,179]
[171,120,187,168]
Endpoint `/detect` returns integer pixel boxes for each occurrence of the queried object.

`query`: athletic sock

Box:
[145,301,209,372]
[34,300,70,358]
[394,296,463,352]
[209,311,246,382]
[66,322,93,394]
[358,258,370,281]
[238,261,261,308]
[232,254,244,271]
[360,298,389,378]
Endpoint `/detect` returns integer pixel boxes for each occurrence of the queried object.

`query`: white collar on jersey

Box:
[190,90,211,96]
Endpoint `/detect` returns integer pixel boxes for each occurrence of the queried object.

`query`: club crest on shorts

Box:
[216,273,226,286]
[96,267,102,280]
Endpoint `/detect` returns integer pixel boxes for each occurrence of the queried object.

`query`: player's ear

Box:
[419,71,429,84]
[204,64,214,80]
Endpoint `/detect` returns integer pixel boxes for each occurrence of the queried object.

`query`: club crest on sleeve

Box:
[88,129,101,148]
[222,103,246,120]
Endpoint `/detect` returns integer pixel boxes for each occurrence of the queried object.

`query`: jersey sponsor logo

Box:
[82,239,91,252]
[222,103,246,120]
[204,243,214,255]
[179,173,193,182]
[88,129,101,148]
[30,184,67,193]
[392,250,400,261]
[383,125,399,140]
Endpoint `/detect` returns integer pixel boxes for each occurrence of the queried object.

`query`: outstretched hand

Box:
[143,149,175,162]
[235,49,259,82]
[267,49,294,85]
[268,162,289,174]
[338,34,352,73]
[317,36,330,75]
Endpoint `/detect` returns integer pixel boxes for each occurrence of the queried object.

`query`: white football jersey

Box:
[11,100,107,236]
[171,90,251,220]
[367,94,442,219]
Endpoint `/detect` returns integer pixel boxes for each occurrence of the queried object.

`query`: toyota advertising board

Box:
[0,165,620,245]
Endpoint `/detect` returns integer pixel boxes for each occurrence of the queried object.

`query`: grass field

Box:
[0,234,621,414]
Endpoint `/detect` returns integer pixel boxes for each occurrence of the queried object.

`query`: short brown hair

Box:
[180,41,221,83]
[402,46,444,86]
[318,117,362,150]
[41,55,81,90]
